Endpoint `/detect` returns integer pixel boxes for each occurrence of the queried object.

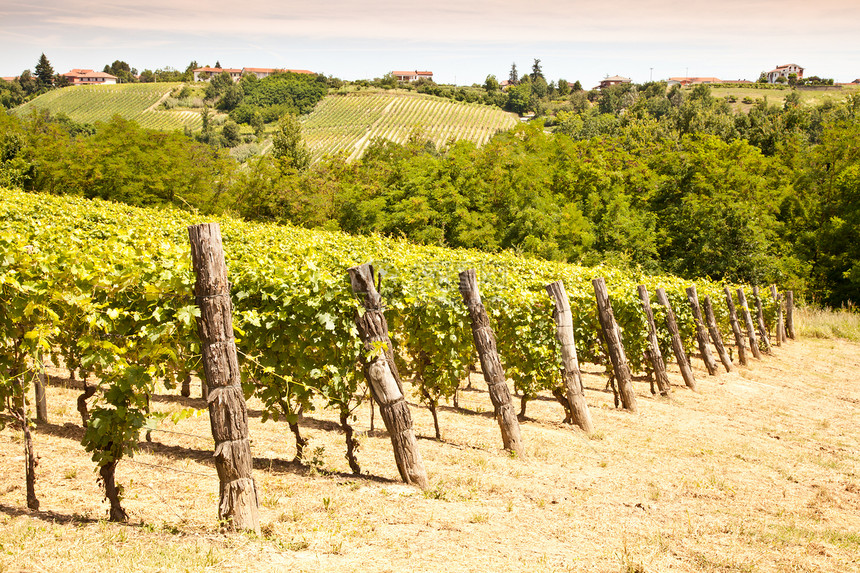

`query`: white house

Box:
[392,70,434,82]
[766,64,804,84]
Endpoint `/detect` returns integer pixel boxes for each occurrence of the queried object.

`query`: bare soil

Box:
[1,337,858,572]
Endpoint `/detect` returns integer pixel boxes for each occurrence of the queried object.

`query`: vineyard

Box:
[5,189,855,571]
[301,91,519,160]
[11,83,203,131]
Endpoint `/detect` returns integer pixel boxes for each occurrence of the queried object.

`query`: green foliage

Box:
[35,54,54,89]
[1,188,753,483]
[271,114,310,171]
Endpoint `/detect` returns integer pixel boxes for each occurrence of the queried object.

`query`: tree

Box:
[215,60,222,69]
[787,73,798,87]
[222,121,241,147]
[34,54,54,89]
[531,58,544,81]
[571,80,583,92]
[17,70,37,96]
[557,78,570,97]
[271,114,310,171]
[484,74,499,93]
[757,71,768,84]
[509,63,518,85]
[531,76,548,100]
[506,83,531,115]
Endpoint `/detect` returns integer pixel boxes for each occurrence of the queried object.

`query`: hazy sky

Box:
[3,0,859,86]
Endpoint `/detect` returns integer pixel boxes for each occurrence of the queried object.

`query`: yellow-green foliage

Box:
[0,189,775,473]
[12,83,202,131]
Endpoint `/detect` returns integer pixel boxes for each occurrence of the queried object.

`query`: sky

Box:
[2,0,859,87]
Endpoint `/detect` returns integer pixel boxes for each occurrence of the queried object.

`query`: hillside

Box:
[300,90,518,160]
[11,83,202,131]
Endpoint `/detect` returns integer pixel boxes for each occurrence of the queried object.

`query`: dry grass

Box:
[1,335,859,572]
[796,305,860,342]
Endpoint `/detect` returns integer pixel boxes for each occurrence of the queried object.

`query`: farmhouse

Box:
[392,70,434,82]
[61,69,118,85]
[192,67,242,82]
[767,63,804,84]
[595,75,631,90]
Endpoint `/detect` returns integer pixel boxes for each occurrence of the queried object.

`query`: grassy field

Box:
[12,83,203,131]
[301,90,519,160]
[1,330,858,572]
[707,84,860,113]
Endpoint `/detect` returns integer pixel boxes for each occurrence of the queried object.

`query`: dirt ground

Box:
[1,336,858,572]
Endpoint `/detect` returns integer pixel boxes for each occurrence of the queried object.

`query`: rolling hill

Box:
[300,90,519,160]
[11,82,202,131]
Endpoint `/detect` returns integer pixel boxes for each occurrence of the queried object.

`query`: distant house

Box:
[61,69,118,85]
[766,64,804,84]
[595,75,631,90]
[193,67,315,81]
[193,67,243,82]
[392,70,434,82]
[1,76,18,83]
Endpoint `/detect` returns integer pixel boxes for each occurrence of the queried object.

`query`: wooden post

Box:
[655,288,697,391]
[188,222,260,534]
[736,288,761,359]
[686,285,719,375]
[636,285,671,397]
[546,280,595,432]
[702,296,733,373]
[34,353,48,423]
[723,286,748,366]
[770,285,786,345]
[592,278,637,412]
[785,290,796,339]
[752,286,773,354]
[349,263,428,488]
[459,270,523,453]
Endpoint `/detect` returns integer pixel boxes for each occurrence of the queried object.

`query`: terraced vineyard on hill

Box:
[301,91,519,160]
[12,83,202,131]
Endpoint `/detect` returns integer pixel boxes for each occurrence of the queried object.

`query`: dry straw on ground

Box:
[1,335,858,572]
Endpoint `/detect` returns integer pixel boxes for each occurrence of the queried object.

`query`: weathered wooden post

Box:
[546,280,595,432]
[785,290,796,339]
[349,263,428,488]
[770,285,786,345]
[34,353,48,423]
[736,288,761,359]
[723,286,748,366]
[752,286,773,354]
[592,278,637,412]
[459,269,523,454]
[655,288,697,391]
[188,222,260,534]
[686,285,719,375]
[636,285,671,397]
[702,296,733,373]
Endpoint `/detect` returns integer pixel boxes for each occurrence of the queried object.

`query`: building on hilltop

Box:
[595,75,631,90]
[192,67,242,82]
[193,67,315,81]
[61,69,118,85]
[766,64,804,84]
[392,70,434,82]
